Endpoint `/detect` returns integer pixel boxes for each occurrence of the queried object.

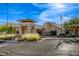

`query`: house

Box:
[42,22,65,36]
[13,19,65,36]
[14,19,36,34]
[33,22,65,36]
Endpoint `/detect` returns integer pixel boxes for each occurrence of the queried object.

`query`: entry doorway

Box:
[21,26,27,34]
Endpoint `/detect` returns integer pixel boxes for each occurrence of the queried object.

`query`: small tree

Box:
[0,23,16,34]
[63,17,79,36]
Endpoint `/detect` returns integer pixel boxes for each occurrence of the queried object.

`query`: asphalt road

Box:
[0,39,79,56]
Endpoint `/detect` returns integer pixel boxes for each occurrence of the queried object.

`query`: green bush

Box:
[21,33,41,41]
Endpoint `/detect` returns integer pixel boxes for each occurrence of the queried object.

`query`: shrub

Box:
[16,35,24,41]
[21,33,41,41]
[0,34,16,40]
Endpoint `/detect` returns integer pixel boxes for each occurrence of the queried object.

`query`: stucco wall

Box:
[19,22,36,34]
[43,23,64,36]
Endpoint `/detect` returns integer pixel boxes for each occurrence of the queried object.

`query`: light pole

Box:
[6,3,8,38]
[55,13,63,49]
[54,4,65,49]
[60,14,63,35]
[6,3,8,33]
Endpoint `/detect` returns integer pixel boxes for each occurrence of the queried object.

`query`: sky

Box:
[0,3,79,25]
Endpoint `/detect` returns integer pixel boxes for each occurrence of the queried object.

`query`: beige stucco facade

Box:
[14,21,36,34]
[43,22,65,36]
[19,22,36,34]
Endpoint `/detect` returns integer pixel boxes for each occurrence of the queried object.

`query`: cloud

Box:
[32,3,48,9]
[33,3,79,25]
[33,3,66,24]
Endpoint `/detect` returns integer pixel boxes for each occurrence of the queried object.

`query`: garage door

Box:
[51,31,57,36]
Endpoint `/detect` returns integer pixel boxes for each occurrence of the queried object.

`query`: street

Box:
[0,38,79,56]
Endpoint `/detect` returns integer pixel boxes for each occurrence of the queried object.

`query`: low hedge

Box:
[0,34,16,40]
[21,33,41,41]
[0,33,41,41]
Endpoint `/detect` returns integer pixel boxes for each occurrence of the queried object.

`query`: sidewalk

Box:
[42,37,79,40]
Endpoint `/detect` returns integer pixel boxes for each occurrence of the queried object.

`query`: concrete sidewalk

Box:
[42,37,79,40]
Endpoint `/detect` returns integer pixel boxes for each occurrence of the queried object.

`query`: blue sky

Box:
[0,3,79,25]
